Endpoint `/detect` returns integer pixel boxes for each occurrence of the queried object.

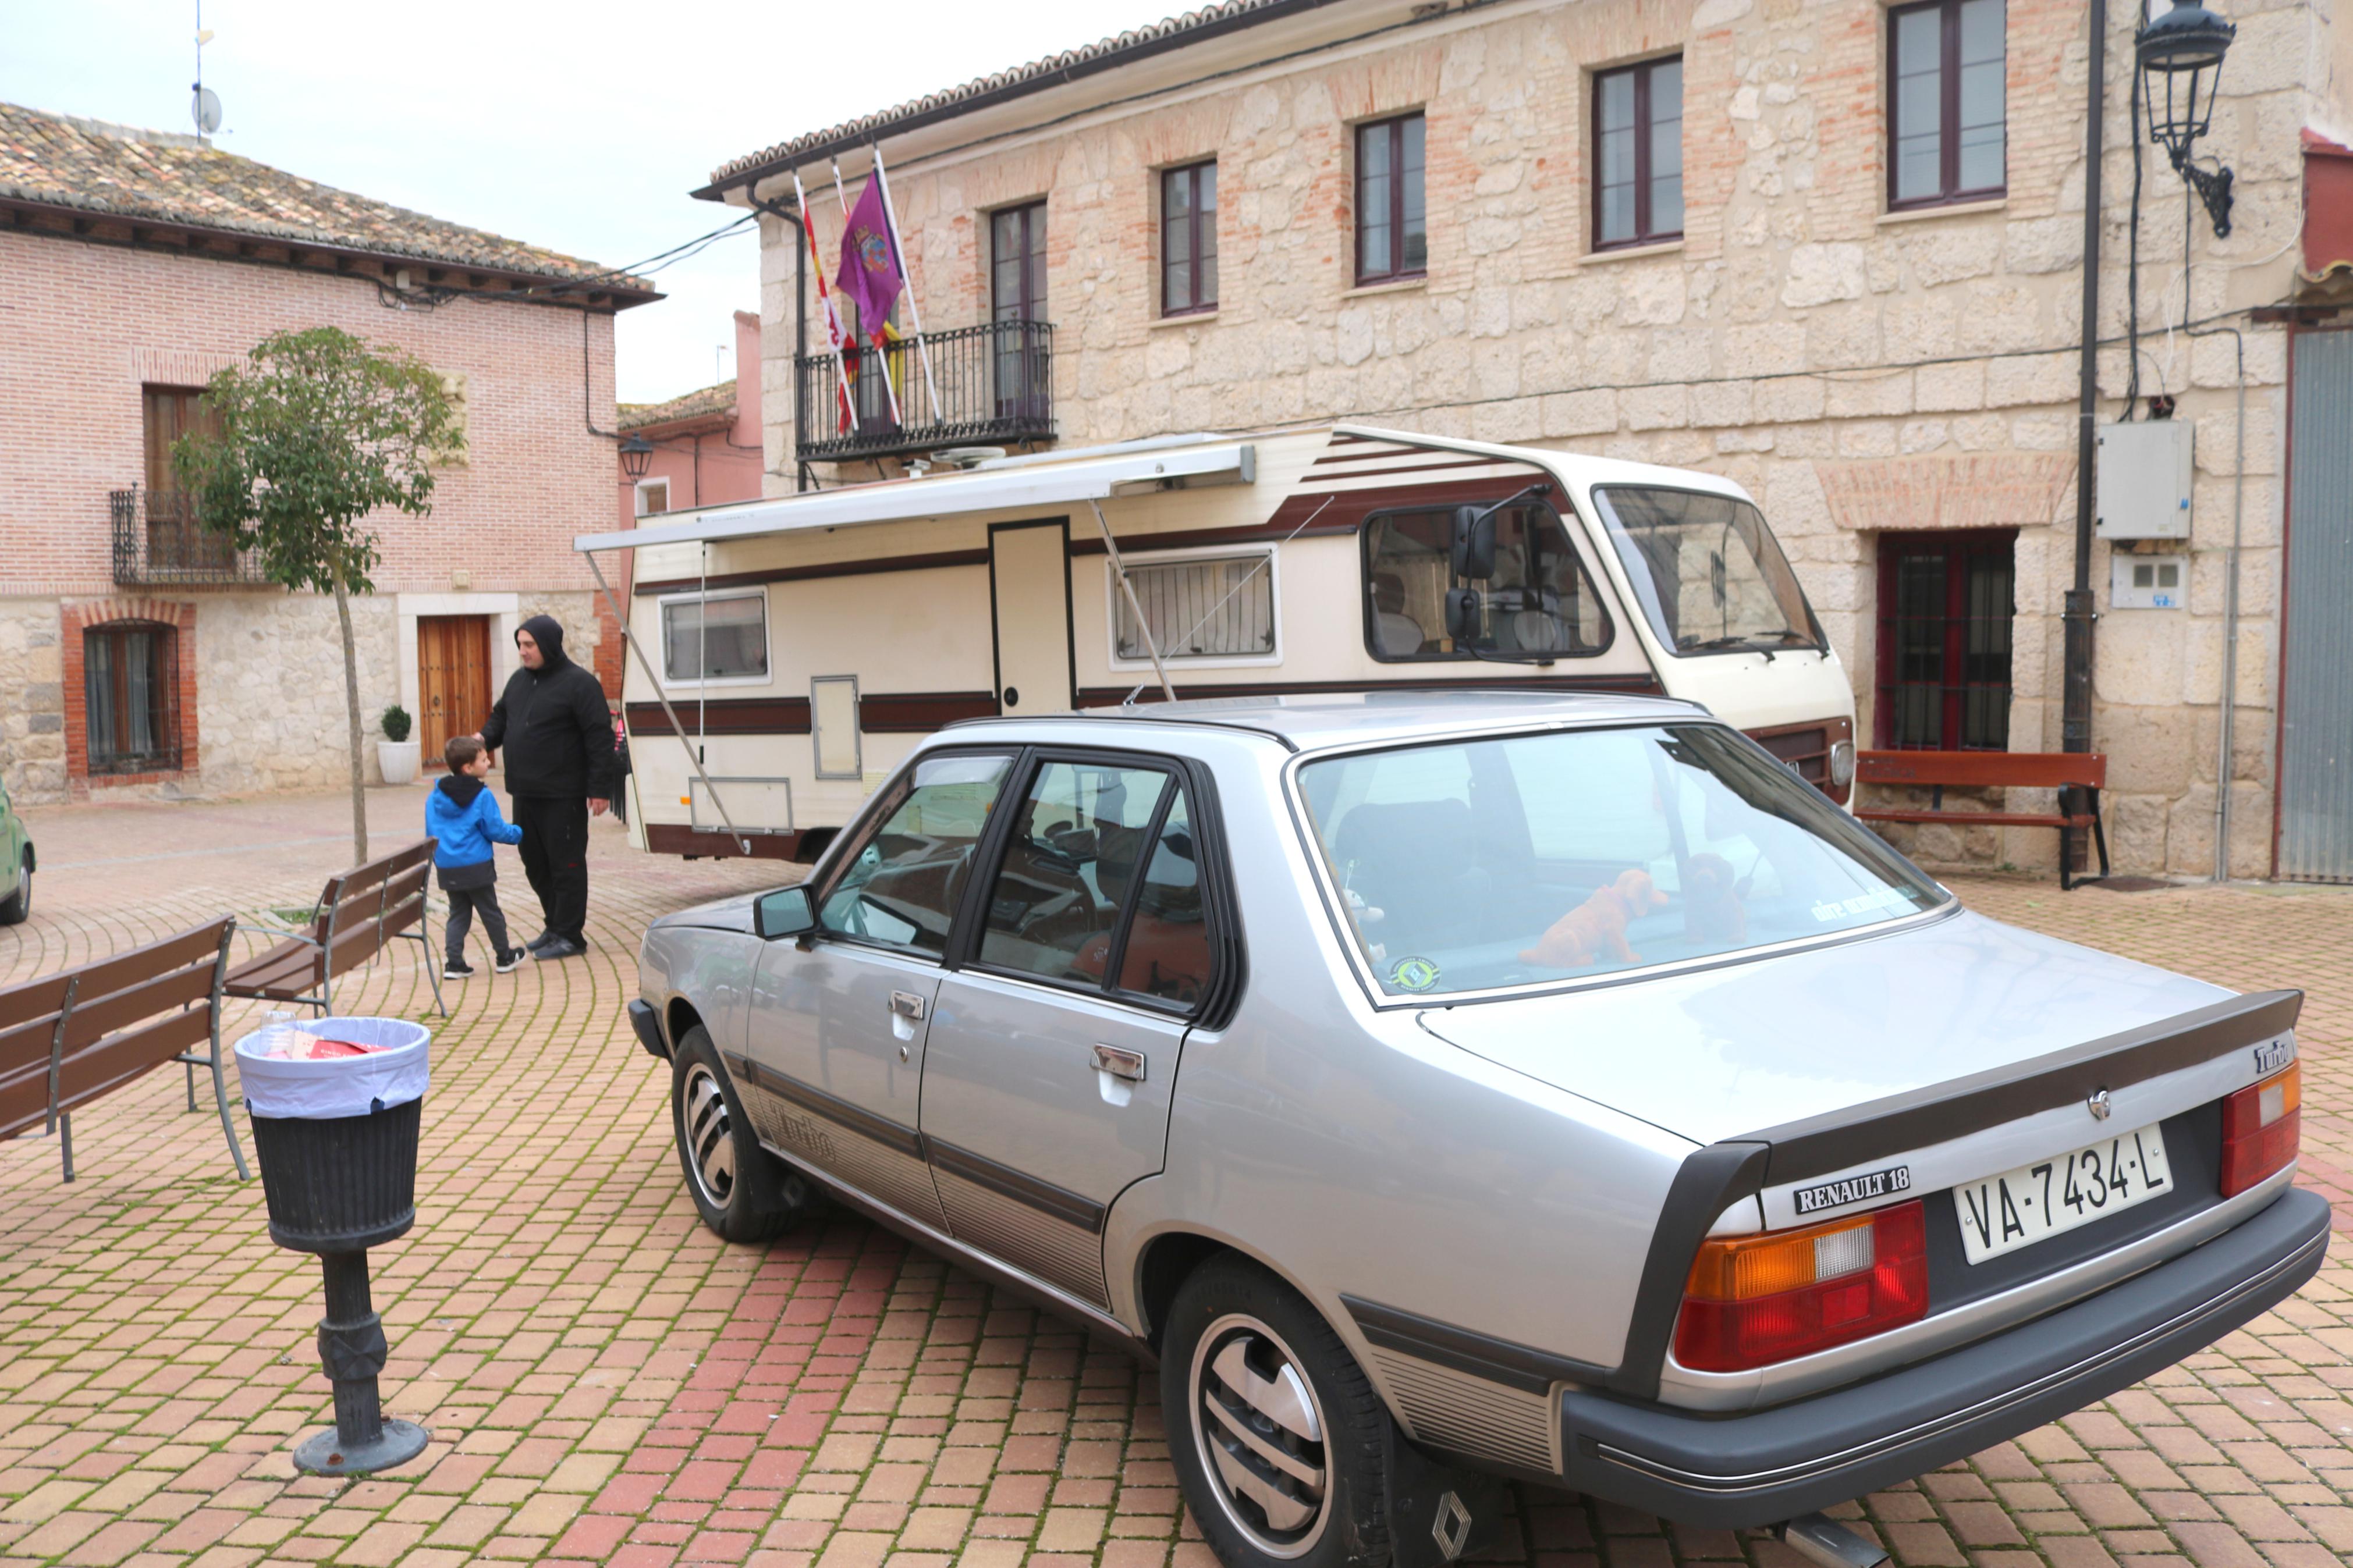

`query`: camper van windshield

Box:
[1591,487,1822,656]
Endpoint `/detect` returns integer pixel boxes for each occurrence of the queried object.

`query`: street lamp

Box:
[619,434,655,479]
[2138,1,2238,236]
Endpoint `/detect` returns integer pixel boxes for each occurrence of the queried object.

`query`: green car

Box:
[0,775,31,925]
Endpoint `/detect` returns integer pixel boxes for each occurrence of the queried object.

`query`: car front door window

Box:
[819,753,1013,955]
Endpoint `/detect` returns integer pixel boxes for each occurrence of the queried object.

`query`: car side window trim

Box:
[946,744,1235,1023]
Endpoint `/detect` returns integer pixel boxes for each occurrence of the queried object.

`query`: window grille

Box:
[1115,554,1275,661]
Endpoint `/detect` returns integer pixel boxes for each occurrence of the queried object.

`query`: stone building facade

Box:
[702,0,2353,880]
[0,103,656,804]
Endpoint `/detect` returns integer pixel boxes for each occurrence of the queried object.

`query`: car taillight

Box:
[2220,1064,2300,1196]
[1674,1201,1929,1373]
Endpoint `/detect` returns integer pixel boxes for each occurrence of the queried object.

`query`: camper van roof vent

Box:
[934,446,1009,469]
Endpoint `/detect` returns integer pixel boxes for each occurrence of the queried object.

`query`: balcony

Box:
[110,488,270,586]
[796,318,1053,464]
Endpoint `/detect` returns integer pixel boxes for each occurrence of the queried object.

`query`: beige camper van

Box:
[576,424,1858,863]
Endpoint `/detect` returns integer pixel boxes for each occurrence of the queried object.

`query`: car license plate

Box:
[1957,1123,2174,1264]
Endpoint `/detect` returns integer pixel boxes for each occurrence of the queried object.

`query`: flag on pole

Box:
[835,179,904,345]
[870,144,943,425]
[791,170,860,434]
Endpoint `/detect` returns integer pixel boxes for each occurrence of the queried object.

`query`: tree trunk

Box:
[333,576,368,865]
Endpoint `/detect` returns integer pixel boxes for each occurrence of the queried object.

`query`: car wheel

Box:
[1162,1255,1390,1568]
[0,855,27,925]
[671,1025,818,1243]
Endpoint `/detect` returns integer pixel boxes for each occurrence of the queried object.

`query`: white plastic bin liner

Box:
[234,1016,432,1119]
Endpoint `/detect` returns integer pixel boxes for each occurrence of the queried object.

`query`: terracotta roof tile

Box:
[619,378,738,431]
[1,100,652,293]
[704,1,1325,195]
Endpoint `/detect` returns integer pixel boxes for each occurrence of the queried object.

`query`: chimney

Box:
[733,310,762,448]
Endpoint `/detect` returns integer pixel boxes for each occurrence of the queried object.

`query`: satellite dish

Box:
[191,86,222,136]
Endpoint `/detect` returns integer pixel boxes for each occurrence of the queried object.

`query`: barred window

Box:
[1113,552,1276,663]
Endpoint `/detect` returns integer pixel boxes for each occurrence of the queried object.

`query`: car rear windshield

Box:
[1591,486,1822,656]
[1298,724,1947,999]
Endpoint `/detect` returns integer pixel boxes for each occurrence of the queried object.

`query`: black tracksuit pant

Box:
[513,795,590,945]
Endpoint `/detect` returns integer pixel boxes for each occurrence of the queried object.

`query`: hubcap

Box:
[1190,1314,1331,1558]
[681,1063,736,1207]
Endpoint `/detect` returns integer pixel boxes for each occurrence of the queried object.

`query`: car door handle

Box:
[1091,1044,1145,1083]
[889,990,927,1022]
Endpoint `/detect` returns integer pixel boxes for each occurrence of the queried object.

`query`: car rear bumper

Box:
[1560,1186,2330,1528]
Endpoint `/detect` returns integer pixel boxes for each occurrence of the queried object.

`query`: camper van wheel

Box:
[672,1027,819,1242]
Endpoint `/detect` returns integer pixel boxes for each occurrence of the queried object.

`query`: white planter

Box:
[378,739,420,785]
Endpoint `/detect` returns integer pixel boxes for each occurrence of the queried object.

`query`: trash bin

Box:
[236,1016,433,1477]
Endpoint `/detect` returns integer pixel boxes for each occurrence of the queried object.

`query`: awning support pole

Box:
[1088,500,1175,703]
[584,548,751,855]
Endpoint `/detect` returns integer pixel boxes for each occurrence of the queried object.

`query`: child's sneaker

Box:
[443,957,476,980]
[495,947,529,973]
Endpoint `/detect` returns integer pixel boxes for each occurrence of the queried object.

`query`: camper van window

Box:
[661,591,769,684]
[1112,550,1277,665]
[1362,504,1612,663]
[1590,486,1823,657]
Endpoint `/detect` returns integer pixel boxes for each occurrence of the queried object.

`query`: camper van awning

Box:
[573,440,1257,553]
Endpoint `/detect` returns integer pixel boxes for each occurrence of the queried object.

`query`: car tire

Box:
[0,855,27,925]
[1162,1254,1390,1568]
[671,1025,819,1244]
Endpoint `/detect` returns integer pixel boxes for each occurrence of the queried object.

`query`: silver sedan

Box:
[627,694,2326,1568]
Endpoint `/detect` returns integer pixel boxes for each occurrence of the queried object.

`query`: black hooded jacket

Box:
[480,615,615,799]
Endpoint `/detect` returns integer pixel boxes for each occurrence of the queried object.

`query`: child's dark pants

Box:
[439,866,511,961]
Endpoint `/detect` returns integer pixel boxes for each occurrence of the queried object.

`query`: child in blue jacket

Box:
[426,735,527,979]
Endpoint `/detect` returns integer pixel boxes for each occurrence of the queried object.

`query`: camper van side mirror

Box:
[1450,505,1498,580]
[754,886,816,941]
[1445,587,1484,644]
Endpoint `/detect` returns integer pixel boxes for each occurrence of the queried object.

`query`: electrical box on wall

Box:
[2111,553,2187,609]
[2095,421,2194,539]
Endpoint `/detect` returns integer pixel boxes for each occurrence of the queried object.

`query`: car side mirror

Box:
[1450,504,1497,580]
[1444,587,1484,644]
[754,886,815,941]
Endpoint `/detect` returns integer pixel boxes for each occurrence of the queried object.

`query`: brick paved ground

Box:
[2,789,2350,1568]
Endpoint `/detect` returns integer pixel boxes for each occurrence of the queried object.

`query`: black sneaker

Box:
[495,947,529,973]
[526,931,558,953]
[443,958,475,980]
[535,936,585,960]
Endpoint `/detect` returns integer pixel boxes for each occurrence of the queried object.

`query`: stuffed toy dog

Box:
[1518,868,1670,968]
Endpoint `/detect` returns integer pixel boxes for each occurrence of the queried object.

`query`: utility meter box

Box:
[2095,421,2194,540]
[2111,553,2187,609]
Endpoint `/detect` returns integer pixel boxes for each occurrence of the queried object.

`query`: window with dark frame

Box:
[991,201,1049,420]
[1160,162,1218,317]
[1355,114,1426,286]
[1888,0,2006,209]
[1875,530,2015,751]
[1593,56,1684,250]
[83,620,181,775]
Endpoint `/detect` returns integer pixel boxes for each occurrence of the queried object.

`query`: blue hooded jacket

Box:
[426,775,523,869]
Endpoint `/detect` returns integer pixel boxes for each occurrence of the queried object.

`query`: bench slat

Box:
[1857,749,2106,791]
[61,963,217,1050]
[55,1008,213,1113]
[1856,809,2095,830]
[0,976,73,1034]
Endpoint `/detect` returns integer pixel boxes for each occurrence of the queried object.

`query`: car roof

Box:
[942,689,1710,754]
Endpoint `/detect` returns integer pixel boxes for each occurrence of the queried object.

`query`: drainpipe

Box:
[2063,0,2109,863]
[2201,325,2248,880]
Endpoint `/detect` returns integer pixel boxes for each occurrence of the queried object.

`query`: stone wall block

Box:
[1621,385,1691,431]
[1901,226,2001,286]
[1985,351,2077,407]
[1691,379,1757,428]
[2107,791,2169,873]
[1914,361,1988,412]
[1781,243,1869,308]
[2000,216,2085,275]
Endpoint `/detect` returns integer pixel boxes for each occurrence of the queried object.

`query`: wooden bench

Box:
[0,916,249,1182]
[1855,750,2111,890]
[225,840,445,1018]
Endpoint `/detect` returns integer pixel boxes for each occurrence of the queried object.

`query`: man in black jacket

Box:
[477,615,612,959]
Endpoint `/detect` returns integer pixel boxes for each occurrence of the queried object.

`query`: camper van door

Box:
[990,520,1075,714]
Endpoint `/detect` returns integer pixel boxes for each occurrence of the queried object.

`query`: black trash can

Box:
[237,1016,432,1477]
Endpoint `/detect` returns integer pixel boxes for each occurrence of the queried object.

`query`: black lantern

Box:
[619,433,655,478]
[2138,2,2237,236]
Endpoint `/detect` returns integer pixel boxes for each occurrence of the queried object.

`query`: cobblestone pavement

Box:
[2,788,2350,1568]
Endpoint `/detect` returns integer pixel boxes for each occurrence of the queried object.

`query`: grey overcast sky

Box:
[1,0,1186,403]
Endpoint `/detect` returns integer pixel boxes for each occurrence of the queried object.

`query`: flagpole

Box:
[792,170,860,434]
[832,158,903,428]
[869,143,943,425]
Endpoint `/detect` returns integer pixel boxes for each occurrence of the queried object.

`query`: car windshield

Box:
[1591,486,1822,655]
[1297,724,1947,999]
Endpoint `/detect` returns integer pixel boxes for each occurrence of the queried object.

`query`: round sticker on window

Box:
[1388,956,1442,993]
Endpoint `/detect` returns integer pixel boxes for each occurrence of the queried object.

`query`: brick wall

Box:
[750,0,2324,877]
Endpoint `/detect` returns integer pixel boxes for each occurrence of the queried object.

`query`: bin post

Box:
[292,1249,427,1475]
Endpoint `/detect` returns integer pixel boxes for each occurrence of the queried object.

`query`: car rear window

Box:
[1296,724,1947,999]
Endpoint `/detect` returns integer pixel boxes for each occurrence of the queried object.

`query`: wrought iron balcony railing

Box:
[110,488,270,586]
[796,318,1053,464]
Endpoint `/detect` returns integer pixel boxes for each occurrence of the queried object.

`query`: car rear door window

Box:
[1115,790,1213,1005]
[819,752,1013,956]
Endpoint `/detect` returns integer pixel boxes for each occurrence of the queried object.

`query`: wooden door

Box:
[418,616,494,766]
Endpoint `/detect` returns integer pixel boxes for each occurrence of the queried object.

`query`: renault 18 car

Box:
[627,694,2326,1568]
